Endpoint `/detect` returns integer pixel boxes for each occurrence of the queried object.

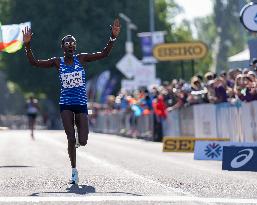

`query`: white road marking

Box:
[0,196,257,203]
[39,135,192,196]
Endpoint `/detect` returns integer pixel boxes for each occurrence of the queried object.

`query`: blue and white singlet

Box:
[59,55,87,105]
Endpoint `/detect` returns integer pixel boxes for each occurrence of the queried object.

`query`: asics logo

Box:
[75,65,80,69]
[230,148,254,168]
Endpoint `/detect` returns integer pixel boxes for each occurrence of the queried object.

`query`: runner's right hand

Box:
[22,26,33,44]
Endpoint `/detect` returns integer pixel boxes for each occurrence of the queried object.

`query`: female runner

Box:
[23,19,120,184]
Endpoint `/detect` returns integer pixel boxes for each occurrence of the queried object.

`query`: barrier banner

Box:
[163,137,229,152]
[194,141,257,161]
[94,101,257,142]
[180,107,194,136]
[222,146,257,171]
[216,103,242,141]
[193,104,217,138]
[241,101,257,142]
[162,110,180,137]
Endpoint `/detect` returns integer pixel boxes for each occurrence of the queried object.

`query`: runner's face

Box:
[62,37,76,56]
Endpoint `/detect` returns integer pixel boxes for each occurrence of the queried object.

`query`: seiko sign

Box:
[153,42,208,61]
[240,2,257,32]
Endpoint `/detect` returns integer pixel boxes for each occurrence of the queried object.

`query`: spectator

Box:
[187,76,208,105]
[249,58,257,72]
[204,71,215,82]
[128,98,142,137]
[152,94,167,142]
[213,79,228,103]
[235,74,257,102]
[94,67,257,141]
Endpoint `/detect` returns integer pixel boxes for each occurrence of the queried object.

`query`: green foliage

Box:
[0,0,128,102]
[194,16,217,47]
[193,16,216,74]
[0,0,198,102]
[154,1,196,81]
[213,0,246,72]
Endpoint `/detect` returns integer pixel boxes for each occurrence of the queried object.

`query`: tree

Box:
[213,0,246,73]
[193,16,216,74]
[155,0,195,81]
[0,0,194,103]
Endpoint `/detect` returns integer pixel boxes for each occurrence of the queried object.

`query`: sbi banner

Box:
[222,147,257,171]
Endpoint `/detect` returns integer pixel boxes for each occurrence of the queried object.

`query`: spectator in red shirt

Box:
[152,94,167,142]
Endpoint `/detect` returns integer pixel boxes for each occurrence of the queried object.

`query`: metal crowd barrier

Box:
[94,111,154,140]
[94,101,257,142]
[0,115,28,129]
[0,115,63,130]
[163,101,257,142]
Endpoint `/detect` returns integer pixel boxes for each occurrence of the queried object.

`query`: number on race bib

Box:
[61,71,84,88]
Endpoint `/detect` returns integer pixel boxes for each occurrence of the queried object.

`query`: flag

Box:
[137,31,166,64]
[95,70,110,103]
[0,22,31,53]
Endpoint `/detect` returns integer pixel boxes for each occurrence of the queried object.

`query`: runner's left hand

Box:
[111,18,121,38]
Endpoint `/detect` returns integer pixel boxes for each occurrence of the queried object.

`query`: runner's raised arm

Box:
[22,27,59,69]
[77,18,120,63]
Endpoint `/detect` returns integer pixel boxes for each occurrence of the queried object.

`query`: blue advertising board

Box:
[194,141,257,161]
[222,146,257,171]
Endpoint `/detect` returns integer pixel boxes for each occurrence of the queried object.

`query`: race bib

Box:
[61,71,84,88]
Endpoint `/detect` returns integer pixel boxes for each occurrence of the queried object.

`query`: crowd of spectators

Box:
[109,66,256,114]
[90,63,257,141]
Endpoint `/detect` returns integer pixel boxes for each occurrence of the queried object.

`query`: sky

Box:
[174,0,213,24]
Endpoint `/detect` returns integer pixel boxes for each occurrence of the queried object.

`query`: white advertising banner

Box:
[194,141,257,161]
[180,106,195,136]
[216,103,242,141]
[193,104,217,138]
[241,101,257,142]
[162,110,181,137]
[121,80,138,91]
[135,64,156,87]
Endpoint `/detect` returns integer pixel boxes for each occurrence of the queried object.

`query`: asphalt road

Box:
[0,130,257,205]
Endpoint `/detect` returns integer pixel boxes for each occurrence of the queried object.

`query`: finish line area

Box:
[1,196,257,204]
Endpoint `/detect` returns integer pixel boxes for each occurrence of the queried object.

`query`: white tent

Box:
[228,48,250,69]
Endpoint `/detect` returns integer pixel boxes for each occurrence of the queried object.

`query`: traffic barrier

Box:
[193,104,218,138]
[241,101,257,142]
[94,101,257,142]
[162,109,180,137]
[94,111,154,140]
[0,115,49,129]
[180,106,195,136]
[164,101,257,142]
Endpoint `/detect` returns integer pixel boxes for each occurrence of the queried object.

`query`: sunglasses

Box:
[63,41,76,46]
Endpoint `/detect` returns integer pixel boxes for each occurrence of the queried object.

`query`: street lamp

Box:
[119,13,137,53]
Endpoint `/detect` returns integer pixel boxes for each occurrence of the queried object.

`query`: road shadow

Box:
[0,165,33,168]
[67,184,96,194]
[104,191,142,196]
[30,184,142,196]
[30,184,96,196]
